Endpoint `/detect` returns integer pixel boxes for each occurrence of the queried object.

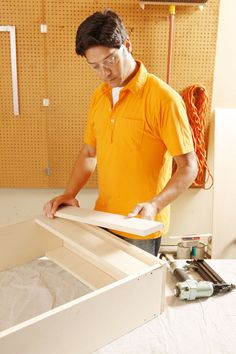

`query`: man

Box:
[43,10,197,256]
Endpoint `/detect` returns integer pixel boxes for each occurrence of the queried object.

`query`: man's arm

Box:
[128,151,198,220]
[43,144,96,218]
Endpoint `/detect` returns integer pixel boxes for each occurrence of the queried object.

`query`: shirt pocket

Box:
[113,117,144,151]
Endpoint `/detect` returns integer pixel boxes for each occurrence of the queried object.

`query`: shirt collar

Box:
[101,60,148,97]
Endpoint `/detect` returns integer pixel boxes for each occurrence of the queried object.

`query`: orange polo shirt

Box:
[84,61,194,239]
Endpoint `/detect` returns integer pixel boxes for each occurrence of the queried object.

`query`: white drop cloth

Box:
[0,258,91,331]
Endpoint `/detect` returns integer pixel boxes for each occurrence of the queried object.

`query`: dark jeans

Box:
[105,228,162,256]
[118,235,162,256]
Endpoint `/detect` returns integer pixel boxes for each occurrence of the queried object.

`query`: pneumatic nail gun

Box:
[160,254,235,300]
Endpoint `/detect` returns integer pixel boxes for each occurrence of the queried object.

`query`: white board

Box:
[211,109,236,258]
[54,206,163,236]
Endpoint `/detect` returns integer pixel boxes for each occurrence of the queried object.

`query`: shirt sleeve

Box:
[159,95,194,156]
[84,93,97,147]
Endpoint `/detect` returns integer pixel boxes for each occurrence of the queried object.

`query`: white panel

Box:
[0,220,62,271]
[55,206,163,236]
[212,109,236,258]
[212,0,236,108]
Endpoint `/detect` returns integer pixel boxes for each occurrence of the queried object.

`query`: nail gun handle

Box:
[173,268,190,282]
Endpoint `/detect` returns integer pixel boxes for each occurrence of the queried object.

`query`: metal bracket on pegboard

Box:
[0,25,20,116]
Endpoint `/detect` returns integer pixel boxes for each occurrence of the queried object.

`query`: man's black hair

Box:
[75,10,128,56]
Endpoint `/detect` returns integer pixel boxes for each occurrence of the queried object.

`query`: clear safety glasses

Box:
[87,45,124,72]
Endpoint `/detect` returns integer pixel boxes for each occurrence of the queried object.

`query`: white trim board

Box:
[54,206,163,236]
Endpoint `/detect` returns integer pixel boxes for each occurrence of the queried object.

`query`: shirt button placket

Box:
[110,114,115,143]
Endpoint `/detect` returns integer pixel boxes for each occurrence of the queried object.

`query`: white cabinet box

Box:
[0,215,166,354]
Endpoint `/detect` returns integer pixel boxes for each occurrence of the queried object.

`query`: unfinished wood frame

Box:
[0,216,166,354]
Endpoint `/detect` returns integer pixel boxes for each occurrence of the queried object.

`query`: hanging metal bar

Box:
[0,25,20,116]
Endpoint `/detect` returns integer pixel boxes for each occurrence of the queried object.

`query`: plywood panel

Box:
[46,246,116,290]
[0,219,62,271]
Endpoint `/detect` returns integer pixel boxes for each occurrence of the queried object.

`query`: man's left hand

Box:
[128,202,158,220]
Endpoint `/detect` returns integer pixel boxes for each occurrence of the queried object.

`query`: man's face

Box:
[85,43,133,88]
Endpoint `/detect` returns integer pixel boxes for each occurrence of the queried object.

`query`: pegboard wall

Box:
[0,0,219,188]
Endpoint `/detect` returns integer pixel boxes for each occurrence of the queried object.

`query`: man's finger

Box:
[51,199,62,216]
[128,204,143,217]
[71,199,80,207]
[43,201,53,218]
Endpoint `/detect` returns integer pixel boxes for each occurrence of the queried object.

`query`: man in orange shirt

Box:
[44,10,197,256]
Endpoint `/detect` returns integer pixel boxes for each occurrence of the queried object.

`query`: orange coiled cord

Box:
[182,84,213,189]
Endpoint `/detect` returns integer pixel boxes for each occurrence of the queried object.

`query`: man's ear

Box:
[124,38,132,53]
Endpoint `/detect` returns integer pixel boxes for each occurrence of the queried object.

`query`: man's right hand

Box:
[43,194,80,219]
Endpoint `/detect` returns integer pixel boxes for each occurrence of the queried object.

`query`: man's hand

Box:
[43,194,79,219]
[128,202,158,221]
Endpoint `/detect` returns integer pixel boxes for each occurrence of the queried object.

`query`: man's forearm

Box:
[150,162,197,213]
[128,152,198,220]
[64,145,97,197]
